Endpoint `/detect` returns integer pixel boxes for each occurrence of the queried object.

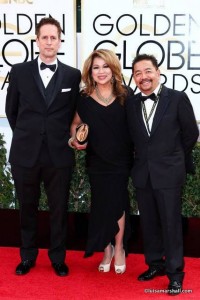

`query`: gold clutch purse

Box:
[75,123,89,144]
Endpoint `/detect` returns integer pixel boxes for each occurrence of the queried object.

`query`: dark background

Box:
[1,209,199,258]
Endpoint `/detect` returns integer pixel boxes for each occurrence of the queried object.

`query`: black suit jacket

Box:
[6,58,81,168]
[126,85,199,189]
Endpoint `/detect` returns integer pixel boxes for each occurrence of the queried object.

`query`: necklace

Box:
[95,86,113,105]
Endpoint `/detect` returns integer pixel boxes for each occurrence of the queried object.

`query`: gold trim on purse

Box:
[75,123,89,144]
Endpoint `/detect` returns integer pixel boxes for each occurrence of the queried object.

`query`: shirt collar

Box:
[38,57,58,71]
[141,83,161,97]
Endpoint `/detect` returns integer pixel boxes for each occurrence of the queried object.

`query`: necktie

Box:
[40,62,56,72]
[140,93,157,102]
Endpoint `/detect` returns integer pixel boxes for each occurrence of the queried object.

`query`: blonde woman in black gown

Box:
[69,49,133,274]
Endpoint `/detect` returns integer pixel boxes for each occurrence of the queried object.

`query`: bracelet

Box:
[68,137,76,149]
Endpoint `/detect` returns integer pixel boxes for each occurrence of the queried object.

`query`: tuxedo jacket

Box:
[6,58,81,168]
[126,85,199,189]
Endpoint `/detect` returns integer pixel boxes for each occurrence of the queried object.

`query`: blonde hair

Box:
[81,49,128,105]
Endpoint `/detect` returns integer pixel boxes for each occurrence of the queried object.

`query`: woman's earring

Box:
[93,79,97,87]
[111,76,115,84]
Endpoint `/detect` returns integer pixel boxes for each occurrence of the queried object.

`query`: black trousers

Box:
[136,179,184,282]
[11,163,72,264]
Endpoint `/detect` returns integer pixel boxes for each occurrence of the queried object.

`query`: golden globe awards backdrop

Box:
[0,0,76,117]
[81,0,200,121]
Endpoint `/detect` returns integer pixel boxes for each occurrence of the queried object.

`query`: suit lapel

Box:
[31,58,46,100]
[135,94,149,138]
[150,85,170,136]
[47,61,64,107]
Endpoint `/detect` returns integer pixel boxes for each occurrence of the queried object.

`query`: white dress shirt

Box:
[141,84,161,135]
[38,57,58,88]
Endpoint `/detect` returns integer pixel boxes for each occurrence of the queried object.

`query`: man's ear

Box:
[58,39,62,49]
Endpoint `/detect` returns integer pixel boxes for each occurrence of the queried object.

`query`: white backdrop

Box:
[81,0,200,121]
[0,0,200,155]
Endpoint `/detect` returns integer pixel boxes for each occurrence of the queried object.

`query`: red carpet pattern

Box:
[0,247,199,299]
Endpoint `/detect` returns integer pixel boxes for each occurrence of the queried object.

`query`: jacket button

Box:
[40,131,46,135]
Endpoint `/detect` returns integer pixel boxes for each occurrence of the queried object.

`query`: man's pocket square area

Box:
[61,88,71,92]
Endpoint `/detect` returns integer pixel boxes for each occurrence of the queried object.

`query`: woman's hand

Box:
[68,137,87,150]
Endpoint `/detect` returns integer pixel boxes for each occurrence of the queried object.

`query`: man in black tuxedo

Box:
[6,17,81,276]
[126,54,199,295]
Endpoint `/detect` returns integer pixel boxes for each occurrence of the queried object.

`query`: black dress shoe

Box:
[168,280,182,296]
[138,267,165,281]
[52,262,69,276]
[15,260,35,275]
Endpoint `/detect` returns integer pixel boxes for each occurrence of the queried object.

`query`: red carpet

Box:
[0,247,199,300]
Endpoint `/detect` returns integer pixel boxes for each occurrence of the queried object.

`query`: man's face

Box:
[133,59,160,95]
[36,24,61,62]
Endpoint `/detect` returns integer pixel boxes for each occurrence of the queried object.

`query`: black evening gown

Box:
[77,94,132,256]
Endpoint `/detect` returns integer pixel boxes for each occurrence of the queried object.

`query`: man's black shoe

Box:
[15,260,36,275]
[138,267,165,281]
[168,280,182,296]
[52,262,69,276]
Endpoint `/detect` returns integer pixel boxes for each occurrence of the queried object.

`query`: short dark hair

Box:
[36,17,62,39]
[132,54,159,72]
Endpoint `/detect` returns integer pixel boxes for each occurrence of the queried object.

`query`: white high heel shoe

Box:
[114,250,126,274]
[98,245,114,273]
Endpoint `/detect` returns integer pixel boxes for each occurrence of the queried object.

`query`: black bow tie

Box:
[140,93,157,102]
[40,62,56,72]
